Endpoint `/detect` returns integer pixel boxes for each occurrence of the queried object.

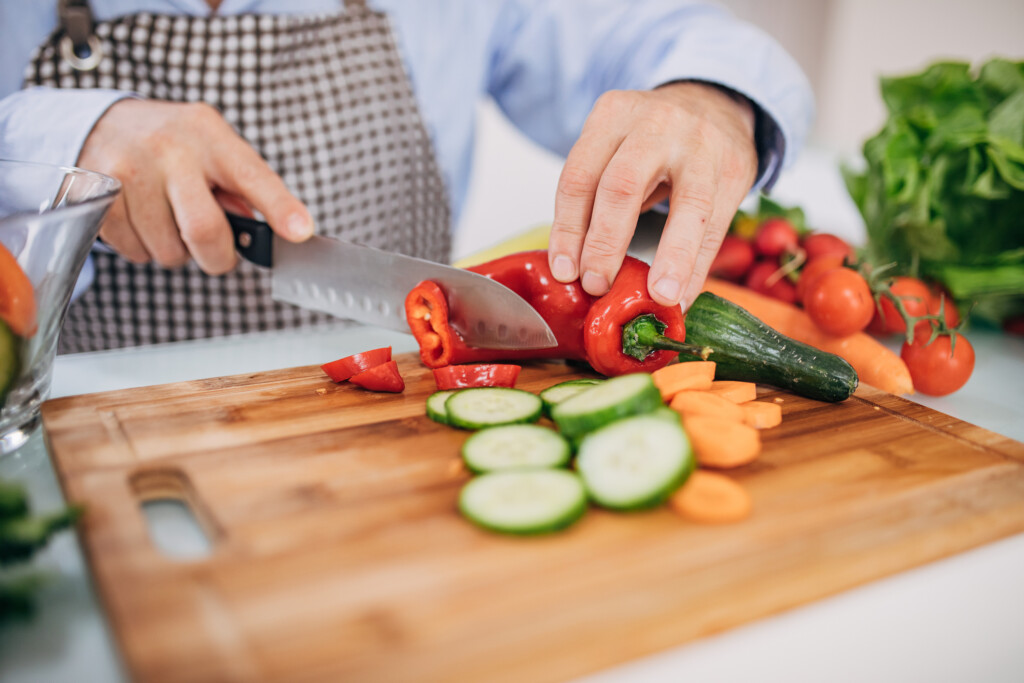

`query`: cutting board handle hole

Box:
[132,470,215,561]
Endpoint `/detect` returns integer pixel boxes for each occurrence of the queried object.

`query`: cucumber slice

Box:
[445,387,543,430]
[576,413,694,510]
[539,378,604,415]
[459,469,587,535]
[551,373,662,438]
[0,321,20,405]
[461,424,571,473]
[426,390,458,425]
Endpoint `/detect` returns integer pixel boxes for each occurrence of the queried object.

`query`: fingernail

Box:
[287,212,314,240]
[581,270,609,295]
[652,277,682,304]
[551,255,576,281]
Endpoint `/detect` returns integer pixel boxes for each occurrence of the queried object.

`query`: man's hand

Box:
[78,99,313,274]
[547,81,758,309]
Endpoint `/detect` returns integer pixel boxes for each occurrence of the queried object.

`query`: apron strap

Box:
[57,0,102,70]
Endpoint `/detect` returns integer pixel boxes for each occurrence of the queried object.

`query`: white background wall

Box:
[453,0,1024,259]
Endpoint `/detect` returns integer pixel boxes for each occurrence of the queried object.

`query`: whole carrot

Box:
[703,277,914,395]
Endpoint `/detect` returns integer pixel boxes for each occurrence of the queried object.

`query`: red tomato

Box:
[927,286,960,329]
[320,346,392,382]
[869,276,931,335]
[433,364,521,390]
[804,268,874,336]
[744,260,797,304]
[0,242,37,338]
[752,218,799,258]
[710,235,756,281]
[796,255,845,304]
[900,330,975,396]
[801,232,855,262]
[349,359,405,392]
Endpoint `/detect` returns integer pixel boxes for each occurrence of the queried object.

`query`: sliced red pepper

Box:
[349,360,405,392]
[432,364,521,390]
[320,346,392,382]
[405,250,704,377]
[0,242,37,338]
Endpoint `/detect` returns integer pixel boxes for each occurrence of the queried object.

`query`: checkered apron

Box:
[24,0,451,353]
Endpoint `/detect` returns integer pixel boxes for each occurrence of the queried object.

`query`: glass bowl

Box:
[0,159,120,454]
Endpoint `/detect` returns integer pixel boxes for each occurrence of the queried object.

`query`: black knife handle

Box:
[226,212,273,268]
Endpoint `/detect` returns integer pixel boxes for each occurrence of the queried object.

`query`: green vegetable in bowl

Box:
[843,58,1024,326]
[0,320,20,405]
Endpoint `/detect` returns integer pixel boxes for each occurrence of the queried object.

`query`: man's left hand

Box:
[547,81,759,310]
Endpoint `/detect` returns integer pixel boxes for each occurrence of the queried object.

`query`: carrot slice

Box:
[704,277,914,395]
[650,361,716,401]
[705,380,757,404]
[741,401,783,429]
[683,415,761,468]
[669,390,745,423]
[670,470,752,523]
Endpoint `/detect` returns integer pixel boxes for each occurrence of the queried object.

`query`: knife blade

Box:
[227,213,558,350]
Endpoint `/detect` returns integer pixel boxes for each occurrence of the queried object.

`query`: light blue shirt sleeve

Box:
[0,88,135,167]
[479,0,812,192]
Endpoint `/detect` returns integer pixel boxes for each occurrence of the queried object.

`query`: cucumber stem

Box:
[621,314,713,362]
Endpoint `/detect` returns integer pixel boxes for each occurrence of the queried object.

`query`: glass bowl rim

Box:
[0,157,121,228]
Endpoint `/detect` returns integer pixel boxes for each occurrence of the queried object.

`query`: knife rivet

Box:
[237,232,252,248]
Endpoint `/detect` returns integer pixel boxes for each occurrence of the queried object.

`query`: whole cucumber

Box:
[680,292,858,402]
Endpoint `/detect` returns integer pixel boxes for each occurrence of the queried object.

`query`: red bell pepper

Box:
[404,250,709,377]
[321,346,392,382]
[433,364,521,390]
[349,360,405,392]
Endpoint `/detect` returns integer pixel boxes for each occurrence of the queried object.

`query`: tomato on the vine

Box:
[869,276,931,335]
[804,267,874,337]
[900,329,975,397]
[927,286,960,329]
[796,255,845,304]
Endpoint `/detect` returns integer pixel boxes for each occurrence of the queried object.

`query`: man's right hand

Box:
[78,99,313,274]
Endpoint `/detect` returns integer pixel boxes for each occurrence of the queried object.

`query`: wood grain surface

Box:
[40,353,1024,683]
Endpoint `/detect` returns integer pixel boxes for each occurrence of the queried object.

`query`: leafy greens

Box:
[844,58,1024,325]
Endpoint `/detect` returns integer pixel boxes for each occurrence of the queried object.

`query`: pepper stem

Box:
[621,314,713,362]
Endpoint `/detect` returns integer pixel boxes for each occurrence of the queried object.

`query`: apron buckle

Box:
[57,0,103,71]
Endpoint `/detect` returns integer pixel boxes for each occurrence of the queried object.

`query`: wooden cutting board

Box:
[41,354,1024,683]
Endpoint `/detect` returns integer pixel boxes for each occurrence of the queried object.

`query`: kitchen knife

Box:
[227,213,558,350]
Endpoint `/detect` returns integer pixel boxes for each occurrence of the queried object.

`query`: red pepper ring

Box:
[349,359,405,393]
[321,346,393,382]
[433,364,521,390]
[404,282,455,367]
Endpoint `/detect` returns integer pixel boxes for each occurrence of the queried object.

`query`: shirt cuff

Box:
[0,87,137,167]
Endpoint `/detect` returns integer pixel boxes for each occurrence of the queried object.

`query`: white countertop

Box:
[2,145,1024,681]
